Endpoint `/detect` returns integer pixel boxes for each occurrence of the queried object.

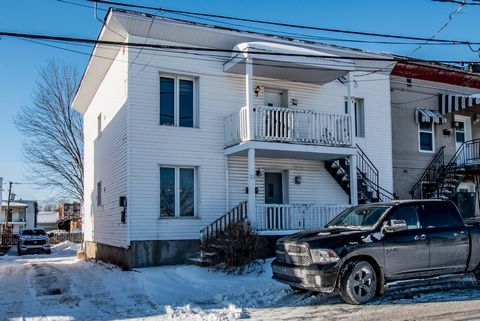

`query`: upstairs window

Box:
[160,74,198,128]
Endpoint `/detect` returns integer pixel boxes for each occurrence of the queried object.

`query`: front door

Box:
[455,116,472,163]
[264,89,287,108]
[264,172,283,204]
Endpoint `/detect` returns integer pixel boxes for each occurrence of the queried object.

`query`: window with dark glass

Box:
[421,202,463,228]
[159,75,197,127]
[97,181,102,206]
[160,167,175,217]
[179,80,194,127]
[160,166,196,218]
[179,168,195,217]
[419,122,434,152]
[160,77,175,126]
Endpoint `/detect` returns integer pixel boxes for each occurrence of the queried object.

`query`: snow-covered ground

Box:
[2,244,480,321]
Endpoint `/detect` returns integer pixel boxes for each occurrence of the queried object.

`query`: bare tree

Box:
[15,60,83,202]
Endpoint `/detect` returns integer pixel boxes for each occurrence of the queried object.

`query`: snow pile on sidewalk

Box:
[52,241,81,253]
[164,304,244,321]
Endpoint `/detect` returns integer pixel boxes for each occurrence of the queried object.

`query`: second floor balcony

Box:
[225,105,352,147]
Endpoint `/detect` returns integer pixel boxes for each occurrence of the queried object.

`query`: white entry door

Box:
[455,115,472,164]
[455,115,471,151]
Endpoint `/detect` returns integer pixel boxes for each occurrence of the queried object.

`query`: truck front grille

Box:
[276,243,311,266]
[23,240,46,245]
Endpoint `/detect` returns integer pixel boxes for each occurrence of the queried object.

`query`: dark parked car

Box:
[272,200,480,304]
[17,228,51,255]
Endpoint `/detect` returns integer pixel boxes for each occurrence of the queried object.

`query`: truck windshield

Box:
[22,229,46,236]
[326,206,391,228]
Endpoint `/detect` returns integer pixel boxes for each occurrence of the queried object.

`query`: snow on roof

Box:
[1,201,28,208]
[37,211,59,224]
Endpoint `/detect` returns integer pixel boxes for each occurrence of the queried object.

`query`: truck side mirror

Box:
[384,219,408,233]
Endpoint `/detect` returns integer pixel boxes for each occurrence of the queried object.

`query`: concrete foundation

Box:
[84,239,200,269]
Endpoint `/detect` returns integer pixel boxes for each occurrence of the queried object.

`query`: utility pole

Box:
[5,181,13,234]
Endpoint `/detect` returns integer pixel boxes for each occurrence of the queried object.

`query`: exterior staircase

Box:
[189,202,248,266]
[325,145,396,203]
[411,139,480,200]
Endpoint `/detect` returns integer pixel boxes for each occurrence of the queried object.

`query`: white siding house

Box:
[73,8,395,267]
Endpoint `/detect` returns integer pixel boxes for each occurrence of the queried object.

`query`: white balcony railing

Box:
[225,106,352,147]
[252,204,351,232]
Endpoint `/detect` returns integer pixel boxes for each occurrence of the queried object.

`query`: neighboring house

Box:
[36,211,59,231]
[72,8,395,268]
[18,199,38,230]
[59,202,82,220]
[1,201,28,235]
[391,61,480,216]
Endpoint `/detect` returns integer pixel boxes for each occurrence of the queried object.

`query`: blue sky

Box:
[1,0,480,201]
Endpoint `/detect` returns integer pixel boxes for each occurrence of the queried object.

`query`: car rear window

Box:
[421,202,463,228]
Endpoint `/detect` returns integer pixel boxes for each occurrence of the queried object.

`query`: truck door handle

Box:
[453,231,465,238]
[414,234,427,241]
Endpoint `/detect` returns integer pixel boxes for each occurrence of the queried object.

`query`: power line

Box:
[409,0,467,55]
[433,0,480,5]
[57,0,472,47]
[85,0,479,45]
[3,30,480,64]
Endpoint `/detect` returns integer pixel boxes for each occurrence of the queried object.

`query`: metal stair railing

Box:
[200,201,248,240]
[355,144,396,202]
[410,146,445,199]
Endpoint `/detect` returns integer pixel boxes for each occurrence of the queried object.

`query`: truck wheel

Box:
[339,261,377,305]
[474,269,480,283]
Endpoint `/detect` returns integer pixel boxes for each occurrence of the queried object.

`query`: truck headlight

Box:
[310,249,340,264]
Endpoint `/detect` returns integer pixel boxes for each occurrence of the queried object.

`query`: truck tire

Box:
[339,260,377,305]
[474,269,480,283]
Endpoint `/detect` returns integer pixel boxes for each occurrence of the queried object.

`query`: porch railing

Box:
[253,204,351,232]
[225,106,352,147]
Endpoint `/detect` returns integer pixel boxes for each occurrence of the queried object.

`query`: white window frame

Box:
[418,122,435,153]
[345,97,365,138]
[159,73,199,128]
[159,166,198,218]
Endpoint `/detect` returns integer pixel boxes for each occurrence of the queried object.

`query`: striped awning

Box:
[415,107,447,124]
[439,93,480,114]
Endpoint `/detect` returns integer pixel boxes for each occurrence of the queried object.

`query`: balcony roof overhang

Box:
[223,42,355,84]
[224,141,356,161]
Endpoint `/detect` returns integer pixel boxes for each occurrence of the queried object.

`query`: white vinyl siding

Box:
[83,47,128,247]
[124,35,392,241]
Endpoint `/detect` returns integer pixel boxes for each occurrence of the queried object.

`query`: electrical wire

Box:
[84,0,478,45]
[56,0,471,47]
[4,31,480,64]
[409,0,467,56]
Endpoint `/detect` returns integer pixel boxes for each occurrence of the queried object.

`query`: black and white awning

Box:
[415,107,447,124]
[439,93,480,114]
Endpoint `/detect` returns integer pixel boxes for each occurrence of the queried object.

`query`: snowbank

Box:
[52,241,81,253]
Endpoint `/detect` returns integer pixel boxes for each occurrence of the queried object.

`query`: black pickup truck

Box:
[272,200,480,304]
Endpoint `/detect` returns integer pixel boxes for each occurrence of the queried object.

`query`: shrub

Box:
[201,221,264,273]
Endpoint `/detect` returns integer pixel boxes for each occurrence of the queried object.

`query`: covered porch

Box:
[224,146,357,235]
